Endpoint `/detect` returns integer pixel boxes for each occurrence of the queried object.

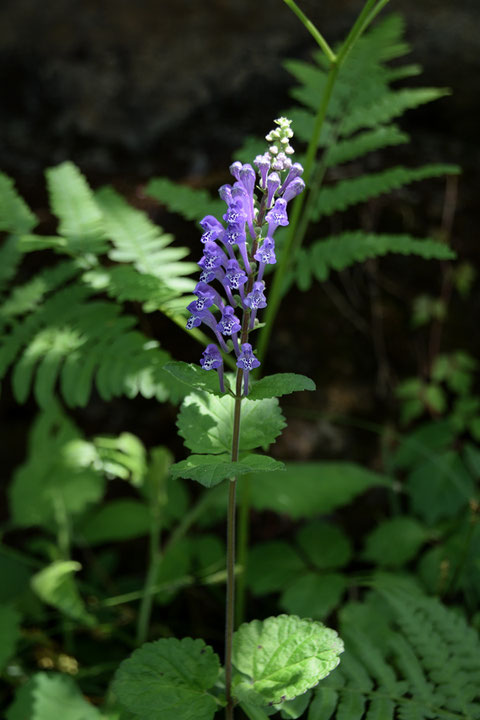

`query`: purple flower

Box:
[219,184,232,204]
[229,161,242,181]
[254,153,271,189]
[280,162,304,194]
[223,259,248,290]
[198,240,227,271]
[266,172,281,208]
[245,280,267,310]
[283,177,305,203]
[266,198,289,235]
[200,343,224,392]
[239,164,256,196]
[224,201,247,227]
[199,215,224,244]
[216,305,241,336]
[192,281,224,312]
[236,342,261,395]
[254,237,276,265]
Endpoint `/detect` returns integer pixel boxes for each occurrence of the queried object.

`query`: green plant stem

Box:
[235,475,250,626]
[225,368,243,720]
[281,0,336,64]
[136,508,162,646]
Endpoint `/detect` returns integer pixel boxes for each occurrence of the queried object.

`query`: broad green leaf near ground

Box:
[232,615,343,706]
[6,672,102,720]
[113,637,222,720]
[177,391,285,455]
[249,462,390,518]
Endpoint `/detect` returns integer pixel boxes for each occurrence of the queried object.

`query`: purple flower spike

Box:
[254,152,271,189]
[216,305,241,336]
[266,197,289,235]
[229,161,242,181]
[266,172,281,208]
[200,343,224,392]
[236,342,261,395]
[245,280,267,310]
[282,176,305,203]
[239,164,256,196]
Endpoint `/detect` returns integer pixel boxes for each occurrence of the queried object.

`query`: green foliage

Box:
[163,361,232,397]
[247,522,352,619]
[9,405,105,529]
[297,232,455,287]
[145,177,224,222]
[0,604,21,670]
[362,517,429,567]
[248,373,316,400]
[113,637,222,720]
[248,461,390,518]
[0,162,196,408]
[6,672,102,720]
[31,560,95,626]
[176,391,285,455]
[232,614,343,706]
[315,587,480,719]
[310,164,459,221]
[78,499,151,545]
[0,173,37,234]
[170,453,284,488]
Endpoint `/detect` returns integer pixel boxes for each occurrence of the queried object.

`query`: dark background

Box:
[1,0,479,462]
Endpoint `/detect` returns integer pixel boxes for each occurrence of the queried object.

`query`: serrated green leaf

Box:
[279,690,313,718]
[31,560,95,625]
[247,541,306,595]
[113,637,221,720]
[249,462,389,518]
[163,361,229,397]
[6,672,102,720]
[0,604,21,669]
[248,373,315,401]
[171,453,285,488]
[362,517,428,567]
[78,499,151,545]
[145,177,224,222]
[297,523,352,570]
[0,172,37,234]
[280,573,347,620]
[324,126,409,167]
[232,615,343,706]
[177,391,285,455]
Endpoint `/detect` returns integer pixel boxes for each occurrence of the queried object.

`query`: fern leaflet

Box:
[145,176,224,222]
[45,161,108,255]
[297,232,455,288]
[0,172,37,234]
[310,164,460,220]
[313,588,480,720]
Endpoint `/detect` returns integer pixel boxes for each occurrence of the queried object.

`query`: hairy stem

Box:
[281,0,336,64]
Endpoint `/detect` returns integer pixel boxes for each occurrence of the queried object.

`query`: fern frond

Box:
[145,177,224,222]
[314,590,480,720]
[310,164,460,220]
[0,261,81,325]
[0,172,37,234]
[0,236,22,296]
[324,126,409,167]
[0,282,174,407]
[340,88,451,136]
[297,232,455,287]
[82,265,179,312]
[45,161,108,255]
[95,186,196,304]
